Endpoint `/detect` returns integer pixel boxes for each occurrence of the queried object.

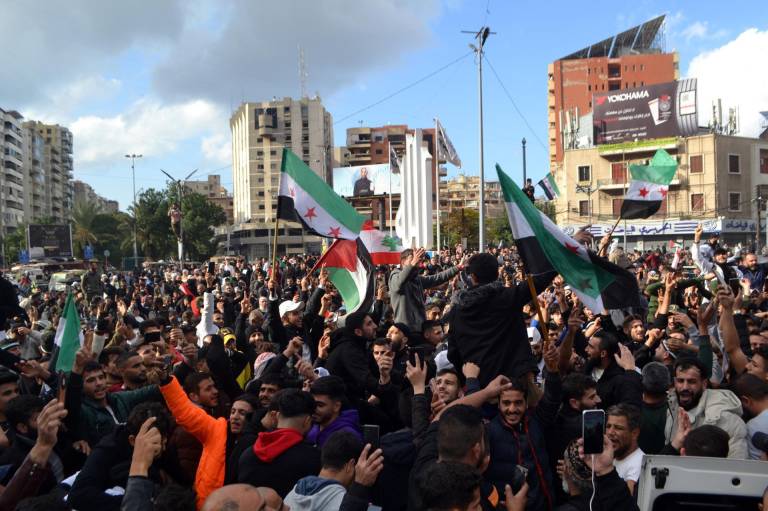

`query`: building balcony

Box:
[596,175,685,191]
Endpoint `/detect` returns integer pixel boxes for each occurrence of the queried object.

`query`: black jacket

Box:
[589,361,643,410]
[325,328,392,405]
[237,437,321,498]
[555,469,639,511]
[447,275,555,387]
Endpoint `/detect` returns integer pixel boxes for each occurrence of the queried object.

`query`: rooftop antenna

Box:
[298,44,308,99]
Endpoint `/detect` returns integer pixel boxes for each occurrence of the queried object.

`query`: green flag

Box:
[54,294,83,372]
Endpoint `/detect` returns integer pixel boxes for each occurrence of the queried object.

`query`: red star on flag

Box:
[289,187,296,198]
[304,207,317,221]
[660,188,668,198]
[565,242,581,255]
[328,226,342,238]
[638,187,649,198]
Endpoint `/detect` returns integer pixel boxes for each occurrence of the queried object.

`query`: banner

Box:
[332,164,401,198]
[27,224,73,258]
[593,79,698,145]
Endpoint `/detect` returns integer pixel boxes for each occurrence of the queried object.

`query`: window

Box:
[611,162,627,183]
[270,150,276,156]
[761,149,768,174]
[689,155,703,173]
[728,154,740,173]
[375,149,383,155]
[691,193,704,212]
[579,200,590,217]
[588,84,591,91]
[577,165,590,182]
[612,198,623,216]
[728,192,741,211]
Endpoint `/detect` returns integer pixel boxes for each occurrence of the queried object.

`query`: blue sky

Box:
[3,0,766,213]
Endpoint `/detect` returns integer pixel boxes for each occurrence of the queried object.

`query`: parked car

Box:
[47,270,87,293]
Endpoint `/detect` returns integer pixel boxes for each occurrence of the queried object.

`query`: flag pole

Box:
[526,274,549,350]
[599,216,623,257]
[435,117,442,250]
[388,140,394,236]
[271,169,281,280]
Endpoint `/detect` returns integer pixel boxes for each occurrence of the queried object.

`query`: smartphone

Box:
[728,277,741,295]
[582,409,605,454]
[57,372,67,403]
[207,262,215,274]
[362,424,380,451]
[408,346,426,367]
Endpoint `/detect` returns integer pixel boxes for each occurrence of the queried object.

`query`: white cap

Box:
[434,350,454,373]
[279,300,305,318]
[527,327,542,345]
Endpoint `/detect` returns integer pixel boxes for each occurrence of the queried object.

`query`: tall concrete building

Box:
[1,108,26,236]
[227,96,332,257]
[548,15,678,170]
[73,180,119,213]
[1,109,74,237]
[442,174,504,219]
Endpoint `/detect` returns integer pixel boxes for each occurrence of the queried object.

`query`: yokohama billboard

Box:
[593,79,698,144]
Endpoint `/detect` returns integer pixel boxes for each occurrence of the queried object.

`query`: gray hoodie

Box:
[284,476,371,511]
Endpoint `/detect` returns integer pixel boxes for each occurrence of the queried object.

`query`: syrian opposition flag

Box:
[278,148,365,240]
[435,118,461,167]
[359,221,403,265]
[537,172,560,201]
[620,149,678,220]
[497,164,640,312]
[53,293,84,372]
[311,238,374,316]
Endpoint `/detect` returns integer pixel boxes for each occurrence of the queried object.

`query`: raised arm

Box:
[159,376,218,443]
[717,288,748,375]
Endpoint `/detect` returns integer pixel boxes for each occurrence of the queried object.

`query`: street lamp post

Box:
[125,154,143,268]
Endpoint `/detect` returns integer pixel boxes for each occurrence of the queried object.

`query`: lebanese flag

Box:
[359,221,403,265]
[311,238,374,316]
[278,148,365,240]
[620,149,678,220]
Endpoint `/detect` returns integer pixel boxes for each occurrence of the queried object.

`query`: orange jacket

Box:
[160,377,228,509]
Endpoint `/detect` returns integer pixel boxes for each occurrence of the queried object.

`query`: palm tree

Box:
[72,201,102,257]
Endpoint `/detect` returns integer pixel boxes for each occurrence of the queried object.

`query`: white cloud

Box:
[23,75,122,124]
[71,99,228,166]
[687,28,768,136]
[201,133,231,166]
[682,21,708,42]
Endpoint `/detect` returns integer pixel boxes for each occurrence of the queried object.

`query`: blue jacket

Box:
[486,373,561,511]
[739,263,768,291]
[306,409,362,448]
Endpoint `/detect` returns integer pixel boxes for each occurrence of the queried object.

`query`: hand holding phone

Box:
[582,410,605,455]
[362,424,380,451]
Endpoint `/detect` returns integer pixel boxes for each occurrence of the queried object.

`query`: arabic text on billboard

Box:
[27,224,73,258]
[593,79,698,145]
[332,164,401,198]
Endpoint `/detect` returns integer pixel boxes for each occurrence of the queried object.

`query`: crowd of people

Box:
[0,224,766,511]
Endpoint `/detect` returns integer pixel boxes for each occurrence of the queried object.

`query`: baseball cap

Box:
[278,300,305,318]
[219,327,236,345]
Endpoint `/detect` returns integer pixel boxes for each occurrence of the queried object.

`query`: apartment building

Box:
[182,174,234,224]
[1,108,26,236]
[73,180,119,213]
[228,96,332,257]
[548,15,677,170]
[553,132,768,246]
[442,174,504,219]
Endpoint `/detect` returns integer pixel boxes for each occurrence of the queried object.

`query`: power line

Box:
[333,50,474,125]
[483,54,548,152]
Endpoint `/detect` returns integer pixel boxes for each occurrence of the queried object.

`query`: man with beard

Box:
[606,404,643,494]
[486,342,562,511]
[584,331,642,409]
[307,376,362,448]
[115,350,148,391]
[434,368,463,405]
[622,315,646,352]
[739,252,768,291]
[664,357,748,459]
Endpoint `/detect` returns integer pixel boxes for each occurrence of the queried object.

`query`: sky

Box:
[2,0,767,213]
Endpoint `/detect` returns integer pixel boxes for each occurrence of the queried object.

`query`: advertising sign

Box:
[332,164,401,198]
[27,224,73,259]
[593,79,698,145]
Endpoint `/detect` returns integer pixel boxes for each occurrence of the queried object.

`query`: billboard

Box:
[593,79,698,145]
[27,224,73,259]
[332,164,401,198]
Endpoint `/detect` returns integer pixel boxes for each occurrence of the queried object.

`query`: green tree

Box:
[72,201,102,257]
[127,188,174,260]
[535,200,556,222]
[443,209,479,249]
[178,191,226,261]
[487,216,513,247]
[92,211,131,266]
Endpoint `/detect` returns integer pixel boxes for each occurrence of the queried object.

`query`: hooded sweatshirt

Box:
[306,409,363,448]
[285,476,372,511]
[237,428,321,497]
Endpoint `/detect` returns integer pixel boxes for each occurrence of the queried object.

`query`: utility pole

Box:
[160,168,198,264]
[463,26,494,251]
[522,138,527,184]
[124,154,143,268]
